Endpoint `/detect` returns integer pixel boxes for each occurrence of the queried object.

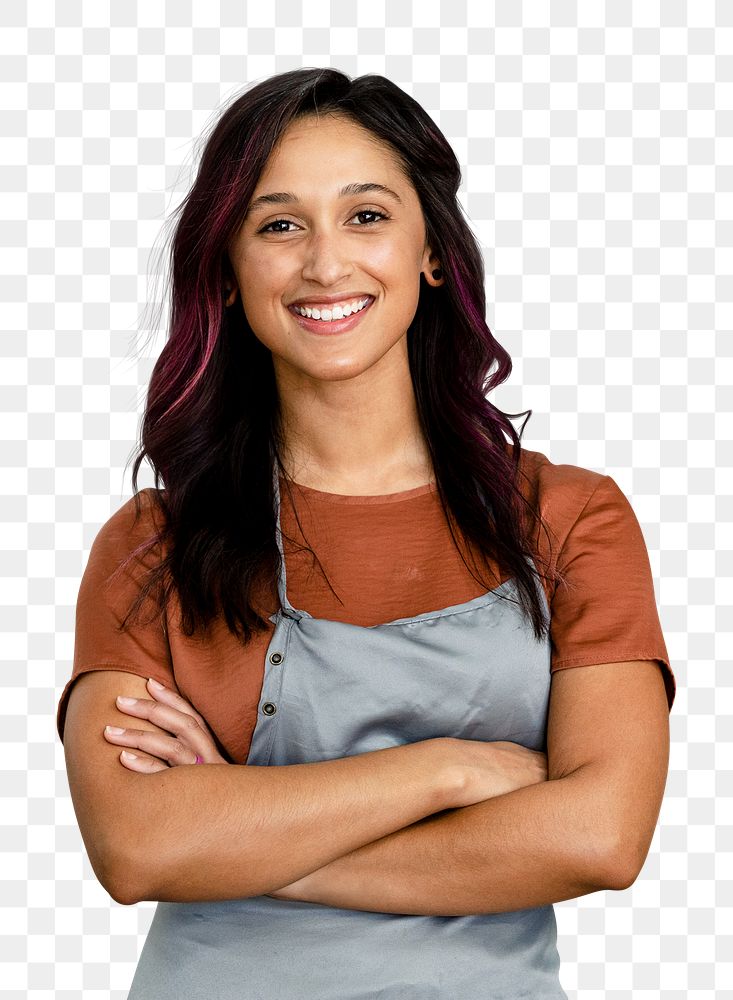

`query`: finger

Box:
[104,725,200,767]
[144,678,211,731]
[119,749,169,773]
[114,695,204,742]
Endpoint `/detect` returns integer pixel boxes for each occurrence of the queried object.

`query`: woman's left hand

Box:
[102,677,229,771]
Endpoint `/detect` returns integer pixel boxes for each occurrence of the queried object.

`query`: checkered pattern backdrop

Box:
[2,1,730,997]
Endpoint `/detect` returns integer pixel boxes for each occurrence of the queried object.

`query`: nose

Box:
[299,230,353,287]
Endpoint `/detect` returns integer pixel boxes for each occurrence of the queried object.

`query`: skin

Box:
[223,111,444,494]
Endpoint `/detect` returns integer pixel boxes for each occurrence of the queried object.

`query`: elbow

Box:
[572,821,644,892]
[97,772,179,905]
[600,834,646,891]
[96,836,154,906]
[89,849,143,906]
[605,860,641,892]
[73,823,145,905]
[107,875,141,907]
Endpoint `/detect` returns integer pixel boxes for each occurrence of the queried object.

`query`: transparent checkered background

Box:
[2,1,731,997]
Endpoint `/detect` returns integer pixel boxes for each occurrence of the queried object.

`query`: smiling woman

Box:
[222,113,442,423]
[57,67,674,1000]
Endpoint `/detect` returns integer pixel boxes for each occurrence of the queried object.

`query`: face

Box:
[224,113,443,387]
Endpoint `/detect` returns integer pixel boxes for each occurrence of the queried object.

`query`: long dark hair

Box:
[121,67,561,645]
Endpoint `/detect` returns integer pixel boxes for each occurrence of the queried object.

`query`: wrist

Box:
[423,738,471,811]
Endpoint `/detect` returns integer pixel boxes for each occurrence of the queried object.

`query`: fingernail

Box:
[121,751,137,760]
[117,696,137,706]
[148,678,165,690]
[105,726,125,735]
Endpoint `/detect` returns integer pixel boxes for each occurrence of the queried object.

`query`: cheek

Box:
[368,237,422,290]
[379,248,421,308]
[365,239,409,272]
[237,257,285,315]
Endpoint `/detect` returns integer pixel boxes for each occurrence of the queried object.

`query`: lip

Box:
[287,295,375,336]
[289,292,374,308]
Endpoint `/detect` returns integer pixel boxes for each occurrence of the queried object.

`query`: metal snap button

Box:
[262,702,277,715]
[269,651,283,665]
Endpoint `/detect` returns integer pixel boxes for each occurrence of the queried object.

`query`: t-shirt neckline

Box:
[278,473,437,505]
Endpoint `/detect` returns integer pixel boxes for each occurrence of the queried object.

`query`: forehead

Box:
[256,114,405,185]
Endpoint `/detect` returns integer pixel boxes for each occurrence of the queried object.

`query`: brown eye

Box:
[258,219,298,234]
[257,210,390,235]
[351,210,389,225]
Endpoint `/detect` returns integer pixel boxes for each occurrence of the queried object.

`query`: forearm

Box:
[121,742,461,904]
[275,768,621,916]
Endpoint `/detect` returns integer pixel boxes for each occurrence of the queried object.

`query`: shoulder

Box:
[512,446,658,605]
[512,446,612,556]
[83,488,166,581]
[91,487,163,539]
[515,445,607,504]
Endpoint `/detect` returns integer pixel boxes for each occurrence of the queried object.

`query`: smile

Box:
[290,295,372,321]
[287,295,376,336]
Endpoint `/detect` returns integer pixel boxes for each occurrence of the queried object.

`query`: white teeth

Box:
[296,297,370,321]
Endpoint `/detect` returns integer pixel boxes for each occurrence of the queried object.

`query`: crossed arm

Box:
[68,657,669,914]
[265,659,670,915]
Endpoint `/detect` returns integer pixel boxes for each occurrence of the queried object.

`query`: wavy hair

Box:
[121,67,561,644]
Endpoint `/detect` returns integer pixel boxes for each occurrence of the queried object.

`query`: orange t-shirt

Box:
[56,448,675,764]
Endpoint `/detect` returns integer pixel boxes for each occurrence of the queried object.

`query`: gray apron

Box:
[128,467,567,999]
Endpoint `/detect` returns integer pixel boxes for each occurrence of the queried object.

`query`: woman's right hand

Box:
[435,737,549,809]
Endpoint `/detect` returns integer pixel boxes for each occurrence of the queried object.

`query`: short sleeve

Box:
[56,489,178,745]
[550,474,676,711]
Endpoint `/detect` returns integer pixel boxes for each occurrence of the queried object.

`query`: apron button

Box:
[269,651,283,665]
[262,702,277,715]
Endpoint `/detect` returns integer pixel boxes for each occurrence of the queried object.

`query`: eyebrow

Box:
[245,182,403,217]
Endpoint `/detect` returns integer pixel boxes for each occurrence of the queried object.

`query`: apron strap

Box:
[271,459,305,619]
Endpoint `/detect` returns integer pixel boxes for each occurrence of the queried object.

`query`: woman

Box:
[57,68,675,998]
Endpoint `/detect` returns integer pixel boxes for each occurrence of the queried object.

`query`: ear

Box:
[222,252,239,307]
[421,246,444,288]
[223,285,239,308]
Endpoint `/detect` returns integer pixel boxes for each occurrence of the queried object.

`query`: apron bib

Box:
[128,467,567,999]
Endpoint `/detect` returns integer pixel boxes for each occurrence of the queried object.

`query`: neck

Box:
[273,348,433,494]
